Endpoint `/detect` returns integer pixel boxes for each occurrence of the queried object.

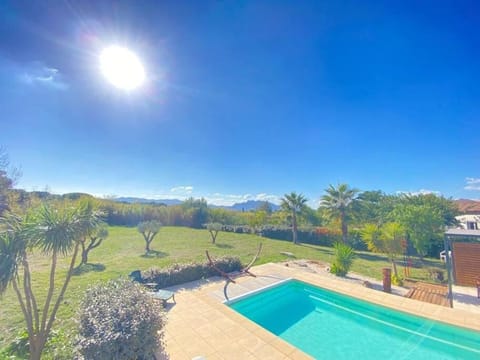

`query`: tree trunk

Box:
[341,212,348,244]
[29,339,42,360]
[80,241,88,264]
[81,249,88,264]
[391,259,398,278]
[144,233,153,252]
[44,242,80,348]
[210,231,217,244]
[145,236,152,252]
[292,212,298,244]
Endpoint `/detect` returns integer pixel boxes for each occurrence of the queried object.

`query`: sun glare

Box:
[99,46,145,90]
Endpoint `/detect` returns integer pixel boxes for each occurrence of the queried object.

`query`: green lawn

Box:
[0,226,445,352]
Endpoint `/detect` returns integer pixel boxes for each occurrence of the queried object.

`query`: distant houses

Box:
[455,199,480,230]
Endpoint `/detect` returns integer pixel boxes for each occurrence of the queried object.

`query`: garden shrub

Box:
[0,329,29,359]
[141,256,243,288]
[348,229,368,251]
[76,279,166,360]
[330,242,356,277]
[391,274,404,286]
[220,225,251,234]
[220,224,339,246]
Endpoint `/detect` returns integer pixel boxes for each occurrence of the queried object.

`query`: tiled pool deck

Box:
[159,263,480,359]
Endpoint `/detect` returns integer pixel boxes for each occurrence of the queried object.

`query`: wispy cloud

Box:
[92,184,281,206]
[170,185,194,194]
[19,62,68,90]
[465,177,480,191]
[396,189,441,196]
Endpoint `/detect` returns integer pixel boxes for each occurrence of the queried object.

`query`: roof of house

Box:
[455,199,480,214]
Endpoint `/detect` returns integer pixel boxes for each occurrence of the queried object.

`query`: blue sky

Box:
[1,0,479,206]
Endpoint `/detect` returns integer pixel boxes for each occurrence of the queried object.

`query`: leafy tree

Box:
[281,192,308,244]
[393,203,443,257]
[74,200,108,265]
[320,183,359,243]
[0,148,21,216]
[354,190,397,225]
[209,208,238,224]
[397,194,459,227]
[302,206,322,226]
[205,222,222,244]
[258,201,273,215]
[137,220,162,253]
[0,203,99,360]
[247,210,268,232]
[361,222,404,278]
[182,197,209,228]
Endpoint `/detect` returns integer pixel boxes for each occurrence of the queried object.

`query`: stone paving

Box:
[157,262,480,360]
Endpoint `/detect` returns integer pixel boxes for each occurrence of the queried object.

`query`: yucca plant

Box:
[0,202,101,360]
[330,242,356,277]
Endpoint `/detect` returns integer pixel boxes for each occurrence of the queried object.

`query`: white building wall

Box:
[456,214,480,230]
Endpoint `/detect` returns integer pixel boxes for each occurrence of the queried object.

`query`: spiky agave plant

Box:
[330,242,356,277]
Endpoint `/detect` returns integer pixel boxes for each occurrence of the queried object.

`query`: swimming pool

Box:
[229,280,480,359]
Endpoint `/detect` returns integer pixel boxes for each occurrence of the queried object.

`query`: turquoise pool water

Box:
[229,280,480,359]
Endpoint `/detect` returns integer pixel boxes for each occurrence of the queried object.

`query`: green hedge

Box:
[141,256,243,288]
[219,224,339,246]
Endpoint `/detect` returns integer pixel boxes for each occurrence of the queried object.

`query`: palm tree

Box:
[281,192,308,244]
[361,222,404,278]
[0,203,100,360]
[321,184,359,243]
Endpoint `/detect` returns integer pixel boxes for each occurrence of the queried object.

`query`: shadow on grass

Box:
[141,250,169,258]
[355,252,389,263]
[417,257,445,269]
[299,243,334,255]
[215,243,233,249]
[72,263,106,276]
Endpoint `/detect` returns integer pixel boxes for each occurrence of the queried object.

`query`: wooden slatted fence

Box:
[452,242,480,286]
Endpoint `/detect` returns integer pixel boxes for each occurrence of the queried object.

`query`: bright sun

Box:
[100,46,145,90]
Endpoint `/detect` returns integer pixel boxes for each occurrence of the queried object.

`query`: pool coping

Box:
[160,263,480,359]
[223,278,293,305]
[292,270,480,332]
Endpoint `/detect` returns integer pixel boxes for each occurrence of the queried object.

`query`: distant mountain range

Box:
[212,200,281,212]
[114,197,280,211]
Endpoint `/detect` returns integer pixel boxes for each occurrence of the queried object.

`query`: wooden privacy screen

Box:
[452,242,480,286]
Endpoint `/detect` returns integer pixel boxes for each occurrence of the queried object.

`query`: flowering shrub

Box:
[76,279,166,360]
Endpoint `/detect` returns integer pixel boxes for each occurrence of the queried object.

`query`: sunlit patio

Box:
[157,262,480,359]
